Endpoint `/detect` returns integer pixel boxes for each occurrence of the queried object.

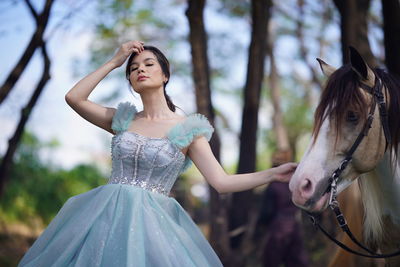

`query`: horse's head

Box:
[289,47,400,213]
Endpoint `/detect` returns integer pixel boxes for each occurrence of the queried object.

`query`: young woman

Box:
[18,40,297,266]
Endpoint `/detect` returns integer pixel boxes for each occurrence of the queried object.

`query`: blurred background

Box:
[0,0,398,266]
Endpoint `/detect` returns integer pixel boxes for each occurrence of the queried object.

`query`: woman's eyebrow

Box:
[131,58,156,65]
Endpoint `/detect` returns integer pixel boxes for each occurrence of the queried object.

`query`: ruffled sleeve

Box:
[167,113,214,173]
[167,113,214,149]
[111,101,137,134]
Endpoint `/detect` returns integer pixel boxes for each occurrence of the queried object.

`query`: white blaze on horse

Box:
[289,47,400,266]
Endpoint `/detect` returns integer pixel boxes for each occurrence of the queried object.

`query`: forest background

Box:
[0,0,399,266]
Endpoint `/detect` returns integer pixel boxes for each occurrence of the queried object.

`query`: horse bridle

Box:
[307,76,400,258]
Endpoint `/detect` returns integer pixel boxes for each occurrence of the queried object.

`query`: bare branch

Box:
[0,41,51,196]
[295,0,323,90]
[23,0,39,22]
[46,0,91,39]
[0,0,55,105]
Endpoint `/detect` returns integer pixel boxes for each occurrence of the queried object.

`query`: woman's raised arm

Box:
[65,41,144,134]
[187,136,297,194]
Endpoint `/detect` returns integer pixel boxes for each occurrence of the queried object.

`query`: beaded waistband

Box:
[108,176,169,196]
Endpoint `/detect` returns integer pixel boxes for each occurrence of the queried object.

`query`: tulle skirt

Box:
[18,183,223,267]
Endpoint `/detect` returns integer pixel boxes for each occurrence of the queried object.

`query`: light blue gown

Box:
[18,101,223,267]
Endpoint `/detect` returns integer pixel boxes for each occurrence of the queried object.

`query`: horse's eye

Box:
[346,111,359,123]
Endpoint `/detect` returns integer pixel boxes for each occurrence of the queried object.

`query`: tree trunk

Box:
[333,0,376,67]
[0,0,54,105]
[0,44,51,197]
[382,0,400,76]
[229,0,271,258]
[185,0,231,265]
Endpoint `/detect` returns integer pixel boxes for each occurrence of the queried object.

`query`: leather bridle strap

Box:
[360,78,392,145]
[308,210,400,258]
[325,92,377,195]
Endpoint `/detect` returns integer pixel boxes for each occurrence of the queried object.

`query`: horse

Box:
[288,47,400,266]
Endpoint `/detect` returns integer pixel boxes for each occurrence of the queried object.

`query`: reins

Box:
[307,76,400,258]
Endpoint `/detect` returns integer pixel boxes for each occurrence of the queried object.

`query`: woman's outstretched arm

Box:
[188,136,297,194]
[65,40,144,134]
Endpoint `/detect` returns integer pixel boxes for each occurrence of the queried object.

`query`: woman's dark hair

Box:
[125,45,176,112]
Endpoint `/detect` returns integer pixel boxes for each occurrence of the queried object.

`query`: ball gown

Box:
[18,101,223,267]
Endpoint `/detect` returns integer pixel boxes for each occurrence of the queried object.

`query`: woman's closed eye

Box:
[130,64,153,72]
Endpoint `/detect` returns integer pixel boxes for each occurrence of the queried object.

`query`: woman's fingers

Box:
[109,41,145,68]
[286,162,298,171]
[273,162,298,182]
[130,47,140,54]
[126,40,144,53]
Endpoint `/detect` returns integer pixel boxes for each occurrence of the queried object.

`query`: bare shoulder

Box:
[175,114,187,122]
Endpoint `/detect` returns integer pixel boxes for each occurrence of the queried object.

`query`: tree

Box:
[185,0,231,265]
[0,0,90,196]
[0,0,54,105]
[0,0,53,197]
[382,0,400,76]
[229,0,272,264]
[333,0,376,66]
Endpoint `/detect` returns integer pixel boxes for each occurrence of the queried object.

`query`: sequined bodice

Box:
[106,101,214,196]
[108,131,186,195]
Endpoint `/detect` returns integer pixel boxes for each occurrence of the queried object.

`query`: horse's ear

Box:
[316,58,336,77]
[349,46,375,86]
[349,46,368,79]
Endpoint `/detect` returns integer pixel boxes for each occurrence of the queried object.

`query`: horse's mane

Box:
[313,64,400,156]
[313,64,400,243]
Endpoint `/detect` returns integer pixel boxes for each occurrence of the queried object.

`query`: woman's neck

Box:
[139,89,174,120]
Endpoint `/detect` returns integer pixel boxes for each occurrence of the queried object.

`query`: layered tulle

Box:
[18,184,222,267]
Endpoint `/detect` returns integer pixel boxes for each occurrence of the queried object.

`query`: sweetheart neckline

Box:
[125,131,169,140]
[126,115,188,141]
[112,131,187,159]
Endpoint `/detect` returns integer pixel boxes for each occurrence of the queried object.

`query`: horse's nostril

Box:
[300,178,313,197]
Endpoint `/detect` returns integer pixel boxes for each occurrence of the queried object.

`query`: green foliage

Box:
[282,92,313,143]
[218,0,250,18]
[0,131,106,227]
[260,76,314,163]
[88,0,176,69]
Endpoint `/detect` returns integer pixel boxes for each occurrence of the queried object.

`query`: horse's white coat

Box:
[289,119,330,201]
[379,155,400,224]
[356,153,400,243]
[289,118,355,210]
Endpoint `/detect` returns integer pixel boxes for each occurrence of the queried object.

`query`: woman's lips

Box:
[137,76,148,81]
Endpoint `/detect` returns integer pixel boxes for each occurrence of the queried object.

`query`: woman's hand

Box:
[109,40,145,68]
[270,162,298,183]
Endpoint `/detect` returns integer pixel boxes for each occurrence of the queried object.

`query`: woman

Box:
[18,40,297,266]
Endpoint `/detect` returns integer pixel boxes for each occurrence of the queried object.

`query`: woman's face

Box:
[128,50,167,93]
